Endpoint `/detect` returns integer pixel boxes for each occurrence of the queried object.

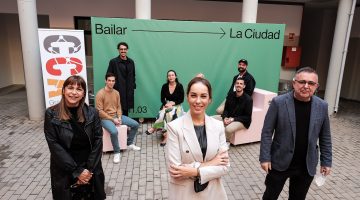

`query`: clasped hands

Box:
[169,149,229,179]
[223,117,233,126]
[77,169,93,185]
[164,101,175,109]
[113,117,122,126]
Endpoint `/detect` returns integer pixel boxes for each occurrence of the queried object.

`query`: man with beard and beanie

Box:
[107,42,136,116]
[216,59,256,114]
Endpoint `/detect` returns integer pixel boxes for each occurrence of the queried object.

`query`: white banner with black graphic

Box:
[38,29,88,108]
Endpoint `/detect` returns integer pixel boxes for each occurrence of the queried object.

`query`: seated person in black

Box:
[214,77,253,142]
[145,70,184,146]
[216,59,256,114]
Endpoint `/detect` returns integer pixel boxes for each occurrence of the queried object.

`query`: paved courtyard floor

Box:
[0,88,359,199]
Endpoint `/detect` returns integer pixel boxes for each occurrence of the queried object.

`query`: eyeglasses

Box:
[119,48,128,51]
[294,79,318,87]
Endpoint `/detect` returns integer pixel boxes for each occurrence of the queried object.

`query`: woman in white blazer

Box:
[167,77,229,200]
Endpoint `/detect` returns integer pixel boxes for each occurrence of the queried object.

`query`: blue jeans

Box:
[101,115,139,153]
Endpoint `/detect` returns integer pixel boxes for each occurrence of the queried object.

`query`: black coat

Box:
[107,56,136,111]
[44,104,106,200]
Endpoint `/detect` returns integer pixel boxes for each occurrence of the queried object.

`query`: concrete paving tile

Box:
[1,91,360,199]
[36,187,50,198]
[8,195,20,200]
[13,185,27,195]
[2,190,15,200]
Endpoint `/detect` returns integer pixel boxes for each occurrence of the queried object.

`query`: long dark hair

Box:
[57,75,87,122]
[166,69,179,84]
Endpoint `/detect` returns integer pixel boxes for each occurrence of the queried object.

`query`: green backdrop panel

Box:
[92,17,285,118]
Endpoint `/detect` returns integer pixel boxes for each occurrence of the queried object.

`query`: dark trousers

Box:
[262,168,314,200]
[122,109,128,116]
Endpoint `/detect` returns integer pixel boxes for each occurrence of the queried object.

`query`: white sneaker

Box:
[127,144,141,151]
[113,153,121,163]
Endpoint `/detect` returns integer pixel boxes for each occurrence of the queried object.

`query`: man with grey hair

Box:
[259,67,332,199]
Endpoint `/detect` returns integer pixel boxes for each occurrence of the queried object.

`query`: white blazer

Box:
[166,112,229,200]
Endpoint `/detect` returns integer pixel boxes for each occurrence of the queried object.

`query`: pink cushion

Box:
[102,125,128,152]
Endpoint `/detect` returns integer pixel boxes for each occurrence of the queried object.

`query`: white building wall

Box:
[0,16,13,88]
[0,0,303,88]
[7,16,25,85]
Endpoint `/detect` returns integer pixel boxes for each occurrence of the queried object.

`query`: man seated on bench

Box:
[215,77,253,142]
[96,73,141,164]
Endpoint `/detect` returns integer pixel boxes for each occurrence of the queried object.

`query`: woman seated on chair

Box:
[146,69,184,146]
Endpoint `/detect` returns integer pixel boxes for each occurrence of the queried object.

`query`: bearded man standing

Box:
[259,67,332,200]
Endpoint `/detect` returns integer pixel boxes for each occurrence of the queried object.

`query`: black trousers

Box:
[122,109,128,116]
[262,168,314,200]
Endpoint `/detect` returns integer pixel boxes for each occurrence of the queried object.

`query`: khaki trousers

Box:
[213,115,246,141]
